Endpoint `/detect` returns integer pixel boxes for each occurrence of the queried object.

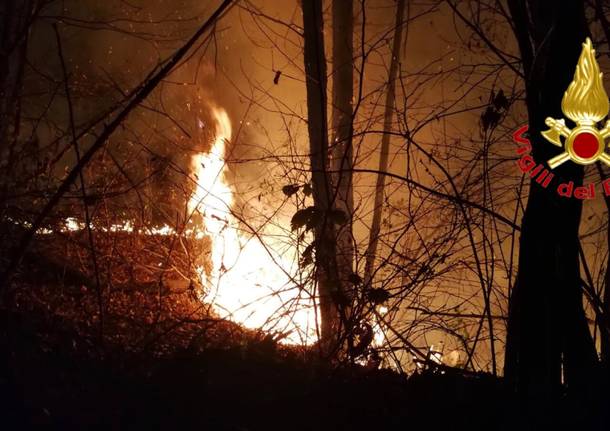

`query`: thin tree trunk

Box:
[595,164,610,363]
[331,0,354,321]
[301,0,342,353]
[0,0,34,192]
[363,0,406,285]
[594,0,610,369]
[505,0,598,417]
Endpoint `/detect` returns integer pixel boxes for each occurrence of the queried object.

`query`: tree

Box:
[301,0,343,353]
[505,0,599,414]
[363,0,406,286]
[0,0,37,208]
[331,0,355,315]
[593,0,610,371]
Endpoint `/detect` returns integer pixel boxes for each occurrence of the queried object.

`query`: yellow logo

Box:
[542,38,610,168]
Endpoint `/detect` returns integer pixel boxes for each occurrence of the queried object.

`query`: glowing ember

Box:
[188,108,317,345]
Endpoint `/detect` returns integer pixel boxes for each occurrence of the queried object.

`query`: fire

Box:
[32,107,386,351]
[189,108,318,345]
[30,108,318,345]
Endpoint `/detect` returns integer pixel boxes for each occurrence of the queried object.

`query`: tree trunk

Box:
[0,0,33,200]
[596,164,610,364]
[594,0,610,370]
[331,0,354,304]
[505,0,599,415]
[363,0,406,285]
[301,0,342,353]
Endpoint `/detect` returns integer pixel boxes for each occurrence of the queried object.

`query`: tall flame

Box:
[188,108,318,345]
[189,107,236,284]
[562,38,609,124]
[38,107,388,353]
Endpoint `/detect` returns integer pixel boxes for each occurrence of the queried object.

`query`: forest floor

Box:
[0,305,504,430]
[0,227,605,430]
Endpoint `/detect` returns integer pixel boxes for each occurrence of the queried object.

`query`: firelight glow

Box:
[36,109,387,350]
[188,107,319,345]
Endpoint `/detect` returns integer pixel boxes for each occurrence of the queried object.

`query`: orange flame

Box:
[38,107,388,351]
[188,108,318,345]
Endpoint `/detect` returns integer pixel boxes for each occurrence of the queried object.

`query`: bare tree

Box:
[300,0,343,353]
[505,0,598,413]
[363,0,406,286]
[331,0,355,317]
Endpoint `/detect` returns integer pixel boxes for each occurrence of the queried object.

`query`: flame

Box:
[562,38,609,124]
[188,107,236,282]
[189,108,318,345]
[35,107,387,352]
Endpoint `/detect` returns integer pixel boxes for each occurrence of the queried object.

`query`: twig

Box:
[0,0,234,293]
[53,23,105,342]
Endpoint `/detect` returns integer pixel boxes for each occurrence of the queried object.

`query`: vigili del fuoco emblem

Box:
[542,38,610,168]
